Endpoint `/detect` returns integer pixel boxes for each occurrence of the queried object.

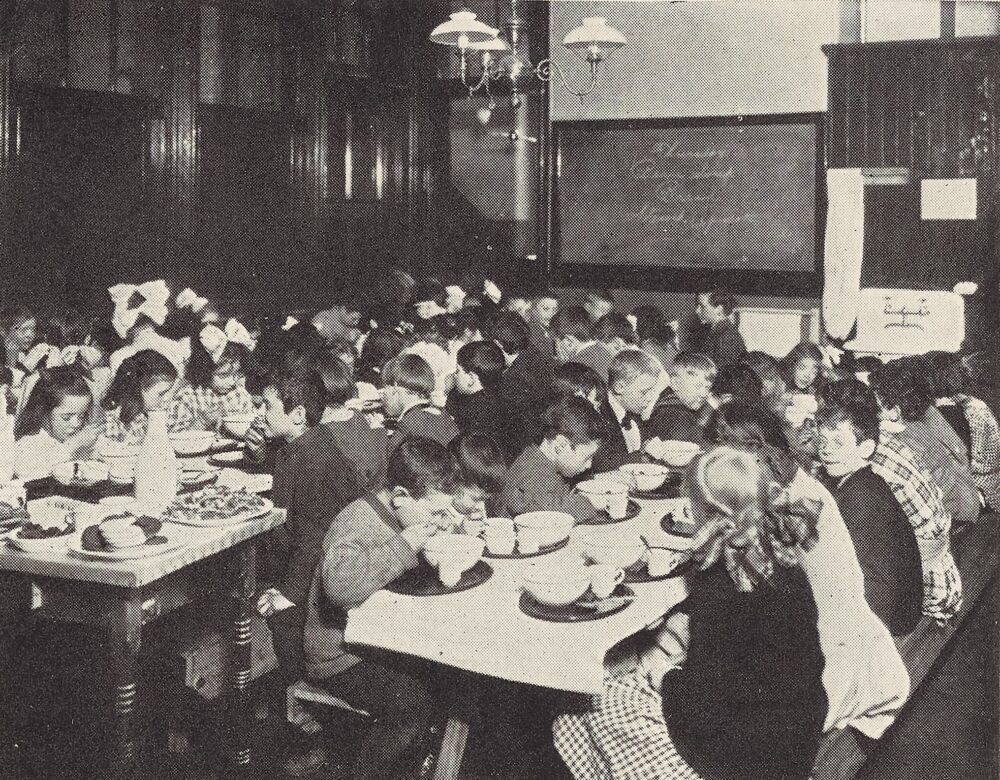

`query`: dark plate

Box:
[624,557,695,583]
[386,560,493,597]
[519,584,635,623]
[577,499,641,526]
[484,536,569,560]
[660,513,696,538]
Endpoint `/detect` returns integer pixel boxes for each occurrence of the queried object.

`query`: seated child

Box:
[15,366,101,481]
[576,313,637,382]
[817,401,923,636]
[408,277,449,321]
[517,362,607,464]
[741,351,788,412]
[781,342,825,396]
[644,352,716,448]
[102,350,179,447]
[382,353,460,452]
[604,349,662,466]
[712,362,765,407]
[632,304,678,373]
[450,432,508,524]
[302,438,462,780]
[550,306,595,366]
[449,341,506,441]
[582,288,614,323]
[526,289,559,358]
[167,322,257,435]
[500,396,606,522]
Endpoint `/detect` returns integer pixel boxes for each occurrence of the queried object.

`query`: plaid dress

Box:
[959,396,1000,510]
[871,433,963,623]
[167,384,254,433]
[103,408,148,447]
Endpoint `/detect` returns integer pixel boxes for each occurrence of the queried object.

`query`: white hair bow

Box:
[109,280,170,339]
[626,314,638,331]
[176,288,209,315]
[281,316,299,331]
[53,345,102,368]
[199,319,256,363]
[483,280,502,305]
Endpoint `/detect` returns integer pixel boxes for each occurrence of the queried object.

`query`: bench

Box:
[811,511,1000,780]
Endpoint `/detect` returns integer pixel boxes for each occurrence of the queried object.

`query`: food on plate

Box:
[163,485,266,524]
[18,518,75,539]
[81,513,166,552]
[0,500,29,524]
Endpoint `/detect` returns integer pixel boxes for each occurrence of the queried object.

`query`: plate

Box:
[483,536,569,560]
[4,528,74,554]
[624,557,695,583]
[67,529,185,561]
[576,500,641,526]
[386,560,493,597]
[519,584,635,623]
[660,513,695,538]
[163,497,273,528]
[208,450,246,465]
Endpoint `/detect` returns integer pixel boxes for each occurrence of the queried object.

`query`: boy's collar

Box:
[399,398,431,418]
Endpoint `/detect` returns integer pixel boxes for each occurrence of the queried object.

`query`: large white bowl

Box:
[649,440,701,468]
[513,511,574,547]
[577,480,629,518]
[52,460,110,487]
[618,463,671,491]
[223,414,256,438]
[169,430,216,456]
[523,563,592,607]
[422,533,484,572]
[579,531,646,569]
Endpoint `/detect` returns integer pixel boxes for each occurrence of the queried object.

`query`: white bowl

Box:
[223,414,256,438]
[513,511,574,547]
[577,480,629,518]
[649,440,701,467]
[617,463,671,492]
[52,460,110,487]
[579,531,646,569]
[421,533,484,572]
[522,564,592,607]
[169,430,216,456]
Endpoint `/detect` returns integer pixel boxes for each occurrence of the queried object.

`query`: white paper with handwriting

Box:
[844,288,964,355]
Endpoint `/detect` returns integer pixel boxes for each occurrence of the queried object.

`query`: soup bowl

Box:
[617,463,671,492]
[522,563,592,607]
[579,530,646,569]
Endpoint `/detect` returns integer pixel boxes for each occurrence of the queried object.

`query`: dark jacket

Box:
[643,389,709,445]
[448,388,506,443]
[691,319,747,369]
[387,404,460,454]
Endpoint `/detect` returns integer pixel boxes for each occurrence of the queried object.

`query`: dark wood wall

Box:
[0,0,502,315]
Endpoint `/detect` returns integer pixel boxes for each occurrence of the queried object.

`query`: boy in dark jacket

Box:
[644,352,716,448]
[449,340,506,442]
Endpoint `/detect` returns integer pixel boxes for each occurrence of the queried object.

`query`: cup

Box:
[438,560,463,588]
[588,564,625,599]
[517,526,542,555]
[647,547,687,577]
[485,530,516,556]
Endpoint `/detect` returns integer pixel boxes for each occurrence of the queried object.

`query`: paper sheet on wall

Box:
[738,308,812,358]
[844,288,965,355]
[921,179,977,220]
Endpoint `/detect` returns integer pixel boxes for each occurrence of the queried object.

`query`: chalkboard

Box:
[553,116,821,275]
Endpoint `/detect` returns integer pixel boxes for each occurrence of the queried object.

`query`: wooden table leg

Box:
[225,542,257,777]
[434,712,471,780]
[108,594,143,780]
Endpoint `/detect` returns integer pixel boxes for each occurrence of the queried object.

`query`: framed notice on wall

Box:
[548,114,824,295]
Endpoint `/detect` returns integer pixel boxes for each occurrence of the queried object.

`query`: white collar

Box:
[607,393,628,425]
[575,340,597,353]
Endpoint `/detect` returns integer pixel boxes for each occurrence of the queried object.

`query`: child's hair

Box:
[700,290,737,315]
[741,351,782,388]
[713,363,764,404]
[532,289,558,304]
[591,313,637,346]
[450,433,508,496]
[551,362,606,402]
[609,349,659,388]
[818,376,880,413]
[671,352,718,382]
[46,309,93,348]
[0,305,35,336]
[456,341,505,391]
[870,359,932,421]
[187,327,252,389]
[265,358,326,427]
[313,352,356,408]
[632,305,673,344]
[539,396,605,446]
[388,437,463,499]
[487,312,530,355]
[381,353,435,398]
[102,350,178,426]
[356,328,405,383]
[550,306,592,341]
[15,366,93,439]
[325,337,356,364]
[925,351,970,398]
[410,277,447,307]
[816,399,880,446]
[450,307,486,340]
[585,288,614,307]
[780,342,824,387]
[707,401,796,484]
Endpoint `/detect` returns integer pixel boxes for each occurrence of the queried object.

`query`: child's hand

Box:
[67,423,102,456]
[22,343,52,371]
[400,522,438,552]
[244,418,267,449]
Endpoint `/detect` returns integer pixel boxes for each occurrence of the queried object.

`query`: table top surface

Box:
[345,495,692,695]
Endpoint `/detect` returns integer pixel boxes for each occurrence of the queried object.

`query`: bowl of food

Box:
[422,533,484,570]
[7,498,79,553]
[647,440,701,468]
[577,480,629,519]
[522,562,592,607]
[222,414,257,439]
[80,513,166,552]
[579,530,646,569]
[512,511,574,548]
[169,430,216,456]
[52,460,110,488]
[617,463,672,492]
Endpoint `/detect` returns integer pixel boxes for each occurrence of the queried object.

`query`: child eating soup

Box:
[102,350,179,446]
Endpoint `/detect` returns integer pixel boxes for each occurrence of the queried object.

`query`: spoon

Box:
[640,534,674,552]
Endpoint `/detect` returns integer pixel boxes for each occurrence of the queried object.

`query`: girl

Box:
[107,280,189,376]
[449,432,508,522]
[102,350,179,447]
[2,305,44,375]
[554,445,828,780]
[167,323,256,434]
[15,367,101,481]
[781,342,825,396]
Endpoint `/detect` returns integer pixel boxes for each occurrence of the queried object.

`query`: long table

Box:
[0,504,285,780]
[344,496,690,779]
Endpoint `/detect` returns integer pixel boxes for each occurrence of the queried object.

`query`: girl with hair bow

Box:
[166,320,257,436]
[102,349,179,447]
[107,280,190,378]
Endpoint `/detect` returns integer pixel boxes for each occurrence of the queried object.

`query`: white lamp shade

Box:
[562,17,626,55]
[429,10,498,48]
[468,32,509,52]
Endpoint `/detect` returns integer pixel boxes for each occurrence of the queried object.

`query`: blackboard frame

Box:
[546,113,825,297]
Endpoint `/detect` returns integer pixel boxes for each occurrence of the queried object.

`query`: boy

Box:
[382,353,460,452]
[595,350,662,472]
[644,352,716,448]
[449,340,506,441]
[583,288,614,323]
[817,400,922,636]
[527,289,560,358]
[693,289,747,369]
[551,306,596,366]
[575,312,637,382]
[303,438,463,780]
[500,396,607,522]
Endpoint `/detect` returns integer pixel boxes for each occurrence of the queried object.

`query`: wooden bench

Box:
[811,512,999,780]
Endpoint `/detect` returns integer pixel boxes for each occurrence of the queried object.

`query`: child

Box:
[576,313,637,381]
[408,277,448,321]
[526,289,559,358]
[550,306,595,366]
[167,322,257,435]
[782,342,825,396]
[692,289,746,369]
[102,350,179,447]
[14,366,101,481]
[382,353,459,452]
[644,352,716,448]
[450,432,508,522]
[355,327,405,389]
[2,305,44,377]
[449,341,506,441]
[491,312,554,432]
[712,362,765,407]
[107,280,188,376]
[606,349,662,463]
[302,438,462,780]
[500,396,606,522]
[632,304,678,373]
[583,288,614,323]
[817,401,923,636]
[742,351,788,412]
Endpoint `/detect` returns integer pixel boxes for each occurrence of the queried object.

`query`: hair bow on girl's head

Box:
[109,280,170,339]
[764,483,821,554]
[54,345,101,368]
[626,314,638,331]
[483,280,502,305]
[281,316,299,331]
[176,288,209,315]
[199,319,255,364]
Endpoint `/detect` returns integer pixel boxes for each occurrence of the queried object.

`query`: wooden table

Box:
[0,509,285,780]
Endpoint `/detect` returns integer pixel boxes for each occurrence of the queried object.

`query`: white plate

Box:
[162,497,273,528]
[210,450,245,464]
[67,528,185,561]
[4,528,73,554]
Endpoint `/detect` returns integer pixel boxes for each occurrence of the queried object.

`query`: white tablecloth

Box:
[344,498,691,695]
